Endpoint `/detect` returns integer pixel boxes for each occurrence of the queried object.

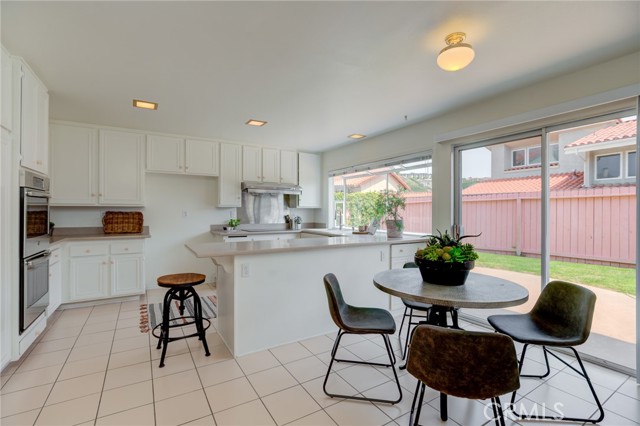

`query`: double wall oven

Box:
[19,169,51,334]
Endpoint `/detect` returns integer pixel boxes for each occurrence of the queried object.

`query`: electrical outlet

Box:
[241,263,250,277]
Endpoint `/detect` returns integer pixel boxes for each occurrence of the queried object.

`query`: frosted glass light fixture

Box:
[437,32,475,71]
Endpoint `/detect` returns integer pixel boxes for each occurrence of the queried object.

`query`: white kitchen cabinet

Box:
[47,245,62,316]
[297,152,321,208]
[66,240,145,303]
[50,124,98,205]
[18,60,49,175]
[50,124,145,206]
[1,47,13,132]
[242,145,298,184]
[100,130,145,205]
[218,143,242,207]
[389,243,424,310]
[280,150,298,184]
[146,136,219,176]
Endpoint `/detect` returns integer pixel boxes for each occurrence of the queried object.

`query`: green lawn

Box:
[476,252,636,296]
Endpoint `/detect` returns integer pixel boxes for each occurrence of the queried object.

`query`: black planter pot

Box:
[414,257,475,286]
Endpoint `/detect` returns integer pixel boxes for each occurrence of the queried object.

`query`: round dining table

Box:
[373,268,529,421]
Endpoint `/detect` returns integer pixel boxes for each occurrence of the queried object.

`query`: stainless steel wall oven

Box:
[19,169,51,333]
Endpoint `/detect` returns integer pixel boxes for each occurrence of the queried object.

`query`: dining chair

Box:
[407,324,519,426]
[487,280,604,423]
[322,273,402,404]
[398,262,459,360]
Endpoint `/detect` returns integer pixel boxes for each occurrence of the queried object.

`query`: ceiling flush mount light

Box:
[437,32,475,72]
[132,99,158,110]
[246,119,267,127]
[349,134,366,139]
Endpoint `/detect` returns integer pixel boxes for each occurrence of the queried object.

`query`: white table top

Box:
[373,268,529,309]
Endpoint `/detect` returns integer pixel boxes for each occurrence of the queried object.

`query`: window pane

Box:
[528,146,541,165]
[512,149,525,167]
[629,151,636,177]
[596,154,621,179]
[550,144,559,162]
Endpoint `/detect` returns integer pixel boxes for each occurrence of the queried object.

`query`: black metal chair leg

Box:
[494,396,506,426]
[398,307,408,345]
[409,381,426,426]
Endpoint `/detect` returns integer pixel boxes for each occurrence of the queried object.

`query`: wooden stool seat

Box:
[157,273,206,288]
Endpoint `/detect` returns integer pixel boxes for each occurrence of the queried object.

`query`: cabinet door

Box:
[68,256,109,301]
[262,148,280,183]
[186,139,219,176]
[279,150,298,184]
[111,254,144,296]
[218,143,242,207]
[47,260,61,316]
[99,130,145,205]
[1,47,13,132]
[146,135,184,174]
[50,124,99,205]
[298,152,321,208]
[19,65,48,175]
[242,145,262,181]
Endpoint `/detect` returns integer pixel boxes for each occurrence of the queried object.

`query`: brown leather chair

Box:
[407,324,520,426]
[488,280,604,423]
[322,273,402,404]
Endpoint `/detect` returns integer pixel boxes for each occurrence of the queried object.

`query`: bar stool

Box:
[153,273,211,367]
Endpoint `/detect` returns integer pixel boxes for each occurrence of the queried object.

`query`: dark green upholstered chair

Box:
[488,280,604,423]
[398,262,459,360]
[322,273,402,404]
[407,324,519,426]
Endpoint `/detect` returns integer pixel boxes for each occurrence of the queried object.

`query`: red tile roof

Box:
[565,120,637,148]
[463,172,584,194]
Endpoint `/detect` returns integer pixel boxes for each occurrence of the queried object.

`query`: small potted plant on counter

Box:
[383,190,406,238]
[414,229,480,286]
[225,218,240,231]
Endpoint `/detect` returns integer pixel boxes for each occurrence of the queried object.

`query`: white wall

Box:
[322,51,640,232]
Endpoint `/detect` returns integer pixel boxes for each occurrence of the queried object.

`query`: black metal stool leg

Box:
[159,288,175,368]
[191,287,210,356]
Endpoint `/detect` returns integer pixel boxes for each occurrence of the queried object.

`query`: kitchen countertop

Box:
[187,233,426,258]
[50,226,151,244]
[210,225,377,237]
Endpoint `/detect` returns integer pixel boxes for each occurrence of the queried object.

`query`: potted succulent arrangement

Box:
[225,218,240,231]
[383,190,406,238]
[414,229,480,286]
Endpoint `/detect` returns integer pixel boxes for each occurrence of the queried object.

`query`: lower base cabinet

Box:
[65,239,145,303]
[389,243,424,310]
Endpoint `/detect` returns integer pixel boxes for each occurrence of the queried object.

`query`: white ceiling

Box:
[2,1,639,152]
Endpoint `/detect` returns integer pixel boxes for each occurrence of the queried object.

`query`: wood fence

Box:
[403,186,636,267]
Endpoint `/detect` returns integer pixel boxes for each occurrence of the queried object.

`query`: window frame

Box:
[512,148,526,167]
[627,151,637,178]
[528,145,542,165]
[594,152,623,181]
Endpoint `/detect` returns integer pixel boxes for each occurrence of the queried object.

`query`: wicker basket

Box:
[102,211,144,234]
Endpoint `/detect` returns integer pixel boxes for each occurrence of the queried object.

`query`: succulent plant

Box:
[415,229,481,263]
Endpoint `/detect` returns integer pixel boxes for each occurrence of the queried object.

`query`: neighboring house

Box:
[332,173,410,193]
[463,171,584,195]
[487,121,617,180]
[564,119,637,187]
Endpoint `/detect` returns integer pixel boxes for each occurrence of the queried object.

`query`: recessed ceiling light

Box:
[349,134,366,139]
[246,119,267,127]
[133,99,158,110]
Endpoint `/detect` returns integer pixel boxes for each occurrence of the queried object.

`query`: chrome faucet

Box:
[335,207,343,230]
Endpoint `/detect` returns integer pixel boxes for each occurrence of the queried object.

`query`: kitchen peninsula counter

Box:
[50,226,151,244]
[186,234,426,357]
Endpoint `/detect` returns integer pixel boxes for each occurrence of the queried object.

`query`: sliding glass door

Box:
[454,111,637,373]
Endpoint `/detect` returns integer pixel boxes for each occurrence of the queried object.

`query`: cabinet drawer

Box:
[110,240,144,255]
[69,244,108,257]
[391,243,423,259]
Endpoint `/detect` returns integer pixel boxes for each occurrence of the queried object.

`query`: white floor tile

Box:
[270,342,313,365]
[153,368,202,402]
[324,399,391,426]
[299,335,336,355]
[98,380,153,418]
[247,366,298,397]
[0,383,52,418]
[35,393,101,426]
[104,361,152,390]
[1,364,62,394]
[602,392,640,424]
[284,355,328,384]
[302,376,358,408]
[237,350,281,375]
[96,402,155,425]
[214,399,276,426]
[0,408,41,426]
[261,385,320,425]
[46,371,105,405]
[58,355,109,381]
[108,346,151,370]
[151,352,195,378]
[203,376,259,413]
[154,389,212,426]
[336,364,390,393]
[288,410,337,425]
[198,359,245,388]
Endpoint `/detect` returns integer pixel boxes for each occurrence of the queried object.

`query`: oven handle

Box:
[25,250,52,267]
[25,191,51,198]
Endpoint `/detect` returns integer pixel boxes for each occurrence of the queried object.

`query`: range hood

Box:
[241,181,302,195]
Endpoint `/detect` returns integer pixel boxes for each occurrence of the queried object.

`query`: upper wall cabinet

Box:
[17,59,49,175]
[297,152,322,208]
[1,47,13,132]
[242,146,298,184]
[146,135,219,176]
[218,143,242,207]
[50,123,145,206]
